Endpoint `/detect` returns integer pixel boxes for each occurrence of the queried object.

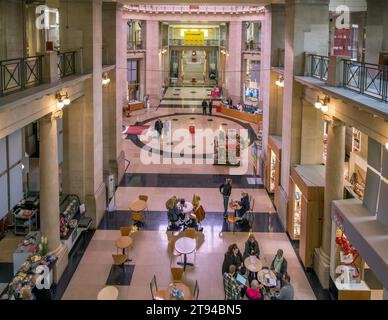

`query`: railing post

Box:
[384,67,388,102]
[327,55,344,87]
[42,51,60,83]
[20,57,26,90]
[0,62,3,96]
[360,63,366,95]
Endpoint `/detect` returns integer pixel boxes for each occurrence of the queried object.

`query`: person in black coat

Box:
[270,249,288,281]
[243,234,260,259]
[222,243,245,275]
[202,99,208,115]
[208,99,213,115]
[154,118,163,136]
[219,178,232,217]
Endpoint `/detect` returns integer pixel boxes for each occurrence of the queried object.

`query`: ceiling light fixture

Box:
[55,91,71,110]
[275,76,284,88]
[102,73,111,86]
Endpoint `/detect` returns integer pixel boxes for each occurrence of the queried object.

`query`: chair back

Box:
[150,275,158,299]
[139,195,148,202]
[182,228,196,239]
[171,267,184,282]
[131,212,145,222]
[120,226,131,236]
[112,254,127,265]
[193,280,199,300]
[194,205,206,222]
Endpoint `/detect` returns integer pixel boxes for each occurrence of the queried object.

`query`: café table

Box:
[97,286,119,300]
[229,201,242,216]
[244,255,263,280]
[257,269,278,288]
[163,282,192,300]
[174,237,196,271]
[115,236,133,255]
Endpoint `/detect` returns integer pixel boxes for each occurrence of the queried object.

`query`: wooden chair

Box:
[181,228,196,239]
[170,267,184,282]
[150,275,165,300]
[112,254,128,265]
[192,280,199,300]
[120,226,131,236]
[131,212,145,228]
[139,195,149,216]
[194,205,205,231]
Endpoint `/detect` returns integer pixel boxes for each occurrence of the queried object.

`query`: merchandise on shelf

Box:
[59,195,81,239]
[293,190,301,238]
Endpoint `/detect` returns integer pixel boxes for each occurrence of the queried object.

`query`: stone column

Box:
[102,2,126,187]
[145,20,161,106]
[261,4,285,158]
[226,21,242,103]
[39,114,68,282]
[278,0,329,228]
[365,0,388,64]
[314,117,345,288]
[60,0,106,229]
[178,49,183,84]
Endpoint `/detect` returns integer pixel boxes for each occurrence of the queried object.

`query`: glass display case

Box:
[293,185,302,239]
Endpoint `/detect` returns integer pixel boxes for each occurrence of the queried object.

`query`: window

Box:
[127,59,140,102]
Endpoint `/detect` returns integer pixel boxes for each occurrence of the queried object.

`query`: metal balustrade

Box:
[308,54,329,81]
[343,60,388,102]
[57,51,76,78]
[127,41,144,51]
[0,55,43,97]
[244,42,261,52]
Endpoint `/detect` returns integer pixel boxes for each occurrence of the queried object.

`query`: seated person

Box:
[183,213,201,231]
[243,234,260,259]
[271,273,294,300]
[270,249,288,281]
[222,243,245,275]
[236,192,250,222]
[236,103,243,112]
[246,280,265,300]
[166,196,184,230]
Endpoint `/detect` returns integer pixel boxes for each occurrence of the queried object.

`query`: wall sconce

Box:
[275,76,284,88]
[161,48,167,54]
[102,73,111,86]
[315,95,330,113]
[55,92,71,110]
[385,142,388,151]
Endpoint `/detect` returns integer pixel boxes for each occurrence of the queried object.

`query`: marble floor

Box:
[62,87,317,300]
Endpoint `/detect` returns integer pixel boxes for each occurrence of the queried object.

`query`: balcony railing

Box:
[57,51,76,78]
[308,54,329,81]
[244,42,261,52]
[169,39,219,46]
[343,60,388,102]
[127,41,144,51]
[0,55,43,97]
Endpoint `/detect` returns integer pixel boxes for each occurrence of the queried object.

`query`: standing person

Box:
[154,118,163,136]
[219,178,232,218]
[208,99,213,115]
[223,265,244,300]
[202,99,208,115]
[270,249,288,281]
[271,273,294,300]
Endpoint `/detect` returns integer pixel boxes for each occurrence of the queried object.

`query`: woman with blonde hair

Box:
[243,233,260,259]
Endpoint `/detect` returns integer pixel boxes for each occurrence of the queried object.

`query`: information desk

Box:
[219,103,262,124]
[335,279,371,300]
[128,101,143,112]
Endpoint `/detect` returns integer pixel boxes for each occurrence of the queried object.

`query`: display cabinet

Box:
[288,165,325,268]
[265,136,281,197]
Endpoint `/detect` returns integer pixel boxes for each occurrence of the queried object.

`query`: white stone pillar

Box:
[226,21,242,103]
[145,20,161,106]
[39,114,68,282]
[314,117,345,288]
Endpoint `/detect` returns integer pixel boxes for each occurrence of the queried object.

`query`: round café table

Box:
[174,237,196,271]
[97,286,119,300]
[129,199,147,212]
[163,282,192,300]
[115,236,133,255]
[257,269,278,287]
[229,202,242,217]
[244,255,263,281]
